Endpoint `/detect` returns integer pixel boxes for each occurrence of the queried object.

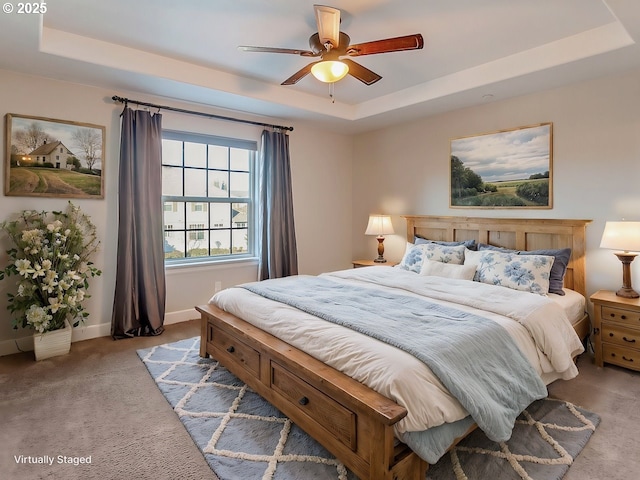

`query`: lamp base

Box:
[614,252,639,298]
[616,286,640,298]
[373,236,387,263]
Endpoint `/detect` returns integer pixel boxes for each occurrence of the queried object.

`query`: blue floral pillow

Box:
[398,243,466,273]
[473,250,554,296]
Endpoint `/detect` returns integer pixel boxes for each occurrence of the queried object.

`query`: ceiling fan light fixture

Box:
[311,60,349,83]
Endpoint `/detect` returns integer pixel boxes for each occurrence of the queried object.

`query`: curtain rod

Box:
[111,95,294,132]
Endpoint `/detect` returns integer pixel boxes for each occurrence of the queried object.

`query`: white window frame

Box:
[162,130,258,266]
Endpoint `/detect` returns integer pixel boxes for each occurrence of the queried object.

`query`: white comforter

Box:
[210,266,584,435]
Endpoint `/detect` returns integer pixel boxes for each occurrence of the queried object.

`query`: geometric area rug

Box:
[138,337,599,480]
[137,337,357,480]
[426,396,600,480]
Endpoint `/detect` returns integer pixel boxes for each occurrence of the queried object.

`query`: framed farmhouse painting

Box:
[450,123,552,209]
[4,114,105,199]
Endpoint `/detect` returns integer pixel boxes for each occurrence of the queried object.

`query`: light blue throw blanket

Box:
[242,275,547,456]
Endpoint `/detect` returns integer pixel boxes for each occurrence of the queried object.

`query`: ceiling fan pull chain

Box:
[330,82,335,103]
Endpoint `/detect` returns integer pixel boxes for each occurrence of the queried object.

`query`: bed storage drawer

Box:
[270,361,357,451]
[211,327,261,379]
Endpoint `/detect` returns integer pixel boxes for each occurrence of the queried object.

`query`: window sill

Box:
[165,256,259,273]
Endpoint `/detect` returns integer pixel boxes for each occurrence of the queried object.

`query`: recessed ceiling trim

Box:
[38,25,358,120]
[355,21,634,120]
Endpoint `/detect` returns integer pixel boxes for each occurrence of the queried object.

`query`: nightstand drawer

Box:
[602,324,640,349]
[602,306,640,326]
[602,344,640,371]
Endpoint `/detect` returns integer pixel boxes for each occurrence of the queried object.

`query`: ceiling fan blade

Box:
[281,62,318,85]
[347,34,424,56]
[342,59,382,85]
[314,4,341,47]
[238,45,316,57]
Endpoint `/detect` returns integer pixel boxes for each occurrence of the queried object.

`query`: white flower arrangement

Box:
[0,202,101,333]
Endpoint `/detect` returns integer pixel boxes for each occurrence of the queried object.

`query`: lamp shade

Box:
[365,215,394,236]
[311,60,349,83]
[600,221,640,252]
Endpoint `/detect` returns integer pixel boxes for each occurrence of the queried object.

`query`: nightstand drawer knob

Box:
[227,346,235,353]
[623,336,636,343]
[621,315,627,320]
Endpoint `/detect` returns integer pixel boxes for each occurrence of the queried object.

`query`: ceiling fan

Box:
[238,4,424,86]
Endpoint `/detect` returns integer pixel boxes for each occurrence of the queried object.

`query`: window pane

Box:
[230,148,249,171]
[232,203,248,228]
[184,142,207,168]
[162,166,183,196]
[210,230,230,256]
[187,229,209,258]
[209,203,230,228]
[230,171,249,198]
[186,203,209,230]
[208,170,229,198]
[232,229,248,254]
[165,234,185,260]
[208,145,228,169]
[184,168,207,197]
[162,139,182,166]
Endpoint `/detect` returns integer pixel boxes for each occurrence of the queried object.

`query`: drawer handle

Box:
[621,315,627,320]
[298,396,309,406]
[623,336,636,343]
[622,356,634,362]
[227,346,235,353]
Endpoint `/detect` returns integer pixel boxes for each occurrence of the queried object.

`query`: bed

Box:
[197,216,591,479]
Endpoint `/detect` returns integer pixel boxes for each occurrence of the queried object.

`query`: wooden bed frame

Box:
[198,216,591,480]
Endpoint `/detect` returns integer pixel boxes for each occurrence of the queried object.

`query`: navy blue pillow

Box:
[478,244,571,295]
[415,237,477,250]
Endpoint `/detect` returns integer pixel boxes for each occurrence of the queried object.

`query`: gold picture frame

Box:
[5,113,105,199]
[450,123,552,209]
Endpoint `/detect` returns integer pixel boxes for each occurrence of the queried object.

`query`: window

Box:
[162,130,257,263]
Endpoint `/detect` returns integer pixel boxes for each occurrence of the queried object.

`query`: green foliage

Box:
[451,155,486,199]
[0,203,102,333]
[453,194,527,207]
[528,171,549,180]
[516,180,549,205]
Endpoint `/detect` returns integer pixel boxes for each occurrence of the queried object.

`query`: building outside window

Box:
[161,130,257,264]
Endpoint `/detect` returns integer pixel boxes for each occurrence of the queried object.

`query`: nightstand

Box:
[352,260,398,268]
[591,290,640,372]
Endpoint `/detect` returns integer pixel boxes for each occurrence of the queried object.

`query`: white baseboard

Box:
[164,308,199,325]
[0,308,200,357]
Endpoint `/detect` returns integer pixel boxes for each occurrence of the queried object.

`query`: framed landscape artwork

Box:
[4,113,105,198]
[450,123,552,208]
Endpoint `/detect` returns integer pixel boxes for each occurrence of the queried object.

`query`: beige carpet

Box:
[1,321,639,480]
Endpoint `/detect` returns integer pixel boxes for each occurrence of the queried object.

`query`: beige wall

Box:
[353,67,640,300]
[3,65,640,354]
[0,69,353,354]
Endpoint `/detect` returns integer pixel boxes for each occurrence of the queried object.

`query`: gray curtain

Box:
[259,130,298,280]
[111,108,166,338]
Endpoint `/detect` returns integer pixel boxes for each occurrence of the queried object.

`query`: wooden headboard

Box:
[402,216,592,297]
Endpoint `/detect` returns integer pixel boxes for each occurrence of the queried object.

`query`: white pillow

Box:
[420,259,477,280]
[398,242,466,273]
[471,250,554,296]
[463,248,484,268]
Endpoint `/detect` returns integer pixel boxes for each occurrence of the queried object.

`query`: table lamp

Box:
[365,215,394,263]
[600,221,640,298]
